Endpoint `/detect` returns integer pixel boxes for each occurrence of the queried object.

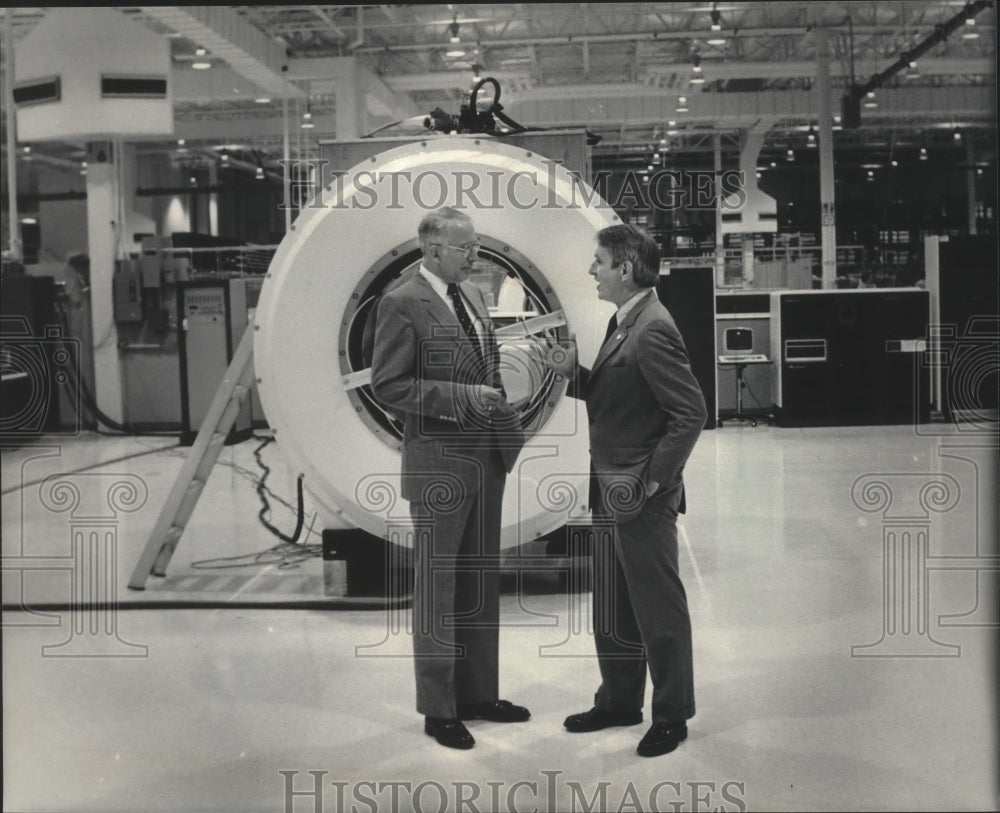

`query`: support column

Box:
[4,12,21,261]
[331,57,362,139]
[84,141,124,424]
[714,134,725,288]
[742,235,755,287]
[966,140,977,235]
[816,27,837,289]
[208,159,219,237]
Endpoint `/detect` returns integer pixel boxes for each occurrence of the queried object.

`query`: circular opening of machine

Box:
[341,237,566,448]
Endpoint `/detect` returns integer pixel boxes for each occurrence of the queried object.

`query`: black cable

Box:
[252,434,306,545]
[741,373,766,409]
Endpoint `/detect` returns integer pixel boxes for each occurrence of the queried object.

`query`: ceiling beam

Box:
[140,6,300,96]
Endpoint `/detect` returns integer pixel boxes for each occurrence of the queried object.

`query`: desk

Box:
[717,356,773,427]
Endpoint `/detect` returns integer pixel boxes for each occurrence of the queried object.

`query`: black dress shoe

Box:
[563,706,643,732]
[457,699,531,722]
[636,721,688,757]
[424,717,475,749]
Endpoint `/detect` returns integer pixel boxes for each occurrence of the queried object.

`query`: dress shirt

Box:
[419,265,485,348]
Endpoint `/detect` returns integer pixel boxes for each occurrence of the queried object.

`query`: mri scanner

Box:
[253,135,621,551]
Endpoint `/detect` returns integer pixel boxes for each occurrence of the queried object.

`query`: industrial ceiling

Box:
[1,3,996,178]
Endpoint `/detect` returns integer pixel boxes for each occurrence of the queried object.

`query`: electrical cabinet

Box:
[177,278,252,445]
[770,289,930,426]
[655,264,717,429]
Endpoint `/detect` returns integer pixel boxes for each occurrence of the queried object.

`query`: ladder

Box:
[128,320,257,590]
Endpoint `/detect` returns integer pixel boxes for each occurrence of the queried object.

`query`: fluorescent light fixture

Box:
[192,61,211,70]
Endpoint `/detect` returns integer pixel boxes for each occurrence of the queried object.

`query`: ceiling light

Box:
[891,159,898,167]
[302,109,312,120]
[770,161,776,168]
[962,17,979,38]
[192,60,211,70]
[189,176,197,185]
[690,75,705,85]
[786,148,795,162]
[867,170,874,181]
[706,36,727,46]
[667,128,679,136]
[195,47,207,56]
[20,217,37,225]
[220,153,229,162]
[301,121,315,129]
[676,105,689,113]
[710,8,722,31]
[807,126,817,146]
[255,167,265,179]
[652,152,660,161]
[446,17,465,55]
[255,97,271,104]
[22,145,31,154]
[953,128,962,141]
[919,147,928,160]
[642,174,650,184]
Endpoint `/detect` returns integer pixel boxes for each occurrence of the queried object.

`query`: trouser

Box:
[409,451,506,718]
[592,484,696,723]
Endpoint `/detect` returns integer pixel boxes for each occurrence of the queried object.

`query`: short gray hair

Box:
[418,207,473,251]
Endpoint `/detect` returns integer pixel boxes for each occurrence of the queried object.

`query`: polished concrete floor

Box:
[2,423,997,812]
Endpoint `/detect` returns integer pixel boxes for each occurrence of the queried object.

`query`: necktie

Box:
[603,313,619,345]
[447,283,482,357]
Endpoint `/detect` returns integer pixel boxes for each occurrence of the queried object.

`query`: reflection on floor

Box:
[2,425,997,812]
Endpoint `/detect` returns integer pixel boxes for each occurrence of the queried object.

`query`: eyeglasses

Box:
[433,241,480,255]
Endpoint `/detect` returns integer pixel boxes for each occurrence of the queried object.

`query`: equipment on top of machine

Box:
[373,76,601,145]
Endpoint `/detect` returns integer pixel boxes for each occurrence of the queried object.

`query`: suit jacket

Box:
[370,270,525,503]
[585,289,707,521]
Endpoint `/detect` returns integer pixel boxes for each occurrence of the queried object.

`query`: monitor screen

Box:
[724,327,753,353]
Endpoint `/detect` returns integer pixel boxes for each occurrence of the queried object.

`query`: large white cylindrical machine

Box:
[254,137,619,548]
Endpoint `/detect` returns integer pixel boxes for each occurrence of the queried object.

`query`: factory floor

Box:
[2,423,997,813]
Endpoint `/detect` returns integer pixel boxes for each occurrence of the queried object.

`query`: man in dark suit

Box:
[370,207,530,750]
[550,223,706,757]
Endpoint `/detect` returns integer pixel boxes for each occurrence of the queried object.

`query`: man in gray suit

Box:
[552,223,706,757]
[370,207,530,750]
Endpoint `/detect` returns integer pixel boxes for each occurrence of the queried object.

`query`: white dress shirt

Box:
[419,265,485,348]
